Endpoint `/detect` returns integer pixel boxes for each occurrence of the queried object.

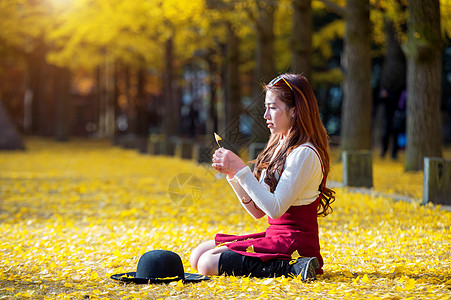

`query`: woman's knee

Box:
[190,240,216,270]
[197,252,220,276]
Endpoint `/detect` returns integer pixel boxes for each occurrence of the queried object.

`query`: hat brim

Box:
[184,273,210,282]
[111,272,209,284]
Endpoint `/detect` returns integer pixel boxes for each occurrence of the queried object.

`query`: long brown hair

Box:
[253,73,335,217]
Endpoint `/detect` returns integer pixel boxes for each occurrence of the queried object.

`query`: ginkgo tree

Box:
[45,0,210,139]
[0,0,57,140]
[1,0,450,155]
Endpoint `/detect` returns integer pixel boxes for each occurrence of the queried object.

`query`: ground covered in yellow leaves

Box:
[1,139,450,299]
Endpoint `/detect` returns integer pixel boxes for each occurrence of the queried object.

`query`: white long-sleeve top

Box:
[227,143,323,220]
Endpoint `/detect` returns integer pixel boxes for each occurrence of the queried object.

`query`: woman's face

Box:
[263,90,295,137]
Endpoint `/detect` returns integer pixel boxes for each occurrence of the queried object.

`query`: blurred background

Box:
[0,0,450,170]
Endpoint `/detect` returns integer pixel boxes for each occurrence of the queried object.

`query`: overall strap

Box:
[278,144,327,198]
[299,145,325,179]
[299,145,327,200]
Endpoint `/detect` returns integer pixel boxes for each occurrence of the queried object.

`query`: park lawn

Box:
[0,138,450,299]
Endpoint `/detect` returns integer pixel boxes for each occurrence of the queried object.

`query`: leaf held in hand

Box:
[214,132,222,147]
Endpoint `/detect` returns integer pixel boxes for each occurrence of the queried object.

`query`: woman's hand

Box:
[211,147,246,177]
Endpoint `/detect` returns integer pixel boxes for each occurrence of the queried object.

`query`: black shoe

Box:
[237,255,319,281]
[290,257,320,282]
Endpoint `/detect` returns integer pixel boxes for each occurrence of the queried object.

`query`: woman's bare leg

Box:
[196,245,229,276]
[190,240,216,270]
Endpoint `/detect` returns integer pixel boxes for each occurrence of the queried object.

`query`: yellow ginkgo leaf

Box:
[2,138,450,299]
[343,270,354,278]
[404,278,416,290]
[214,132,222,147]
[246,245,255,253]
[90,272,99,280]
[361,274,370,283]
[393,266,405,275]
[291,250,301,260]
[15,291,31,298]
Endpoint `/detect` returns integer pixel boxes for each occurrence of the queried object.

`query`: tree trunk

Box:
[251,0,276,142]
[97,58,115,138]
[112,61,121,145]
[404,0,442,171]
[54,66,72,141]
[124,66,134,134]
[340,0,372,151]
[0,99,25,150]
[255,1,276,88]
[135,67,149,153]
[206,49,219,135]
[163,37,178,137]
[27,36,50,136]
[291,0,312,79]
[224,22,241,149]
[136,67,148,137]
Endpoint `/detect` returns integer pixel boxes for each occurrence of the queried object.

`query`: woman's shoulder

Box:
[286,143,320,164]
[289,142,318,155]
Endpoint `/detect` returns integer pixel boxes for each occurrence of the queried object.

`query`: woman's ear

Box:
[291,108,296,117]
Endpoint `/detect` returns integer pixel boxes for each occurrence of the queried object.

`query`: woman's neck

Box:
[280,127,293,143]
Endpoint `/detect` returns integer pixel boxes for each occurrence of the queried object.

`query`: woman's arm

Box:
[226,176,266,219]
[233,147,322,219]
[211,147,264,218]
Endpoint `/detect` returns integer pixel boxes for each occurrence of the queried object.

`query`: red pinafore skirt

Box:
[215,196,324,274]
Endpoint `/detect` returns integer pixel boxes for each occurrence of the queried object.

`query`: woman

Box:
[190,73,335,281]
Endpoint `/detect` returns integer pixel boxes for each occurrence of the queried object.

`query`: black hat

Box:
[111,250,209,284]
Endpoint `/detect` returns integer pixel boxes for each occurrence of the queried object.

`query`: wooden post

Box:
[118,134,136,149]
[147,134,175,156]
[135,136,148,154]
[342,150,373,188]
[175,139,193,160]
[147,136,155,155]
[147,135,158,155]
[423,157,451,205]
[194,143,213,164]
[148,134,163,155]
[163,139,176,156]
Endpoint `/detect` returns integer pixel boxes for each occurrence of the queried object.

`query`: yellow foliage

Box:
[0,138,450,299]
[441,0,451,37]
[2,0,451,80]
[312,67,344,85]
[291,250,301,260]
[313,19,345,59]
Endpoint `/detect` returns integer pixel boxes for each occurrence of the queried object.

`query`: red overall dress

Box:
[214,145,325,274]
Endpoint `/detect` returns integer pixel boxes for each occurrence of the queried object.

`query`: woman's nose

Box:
[263,108,270,119]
